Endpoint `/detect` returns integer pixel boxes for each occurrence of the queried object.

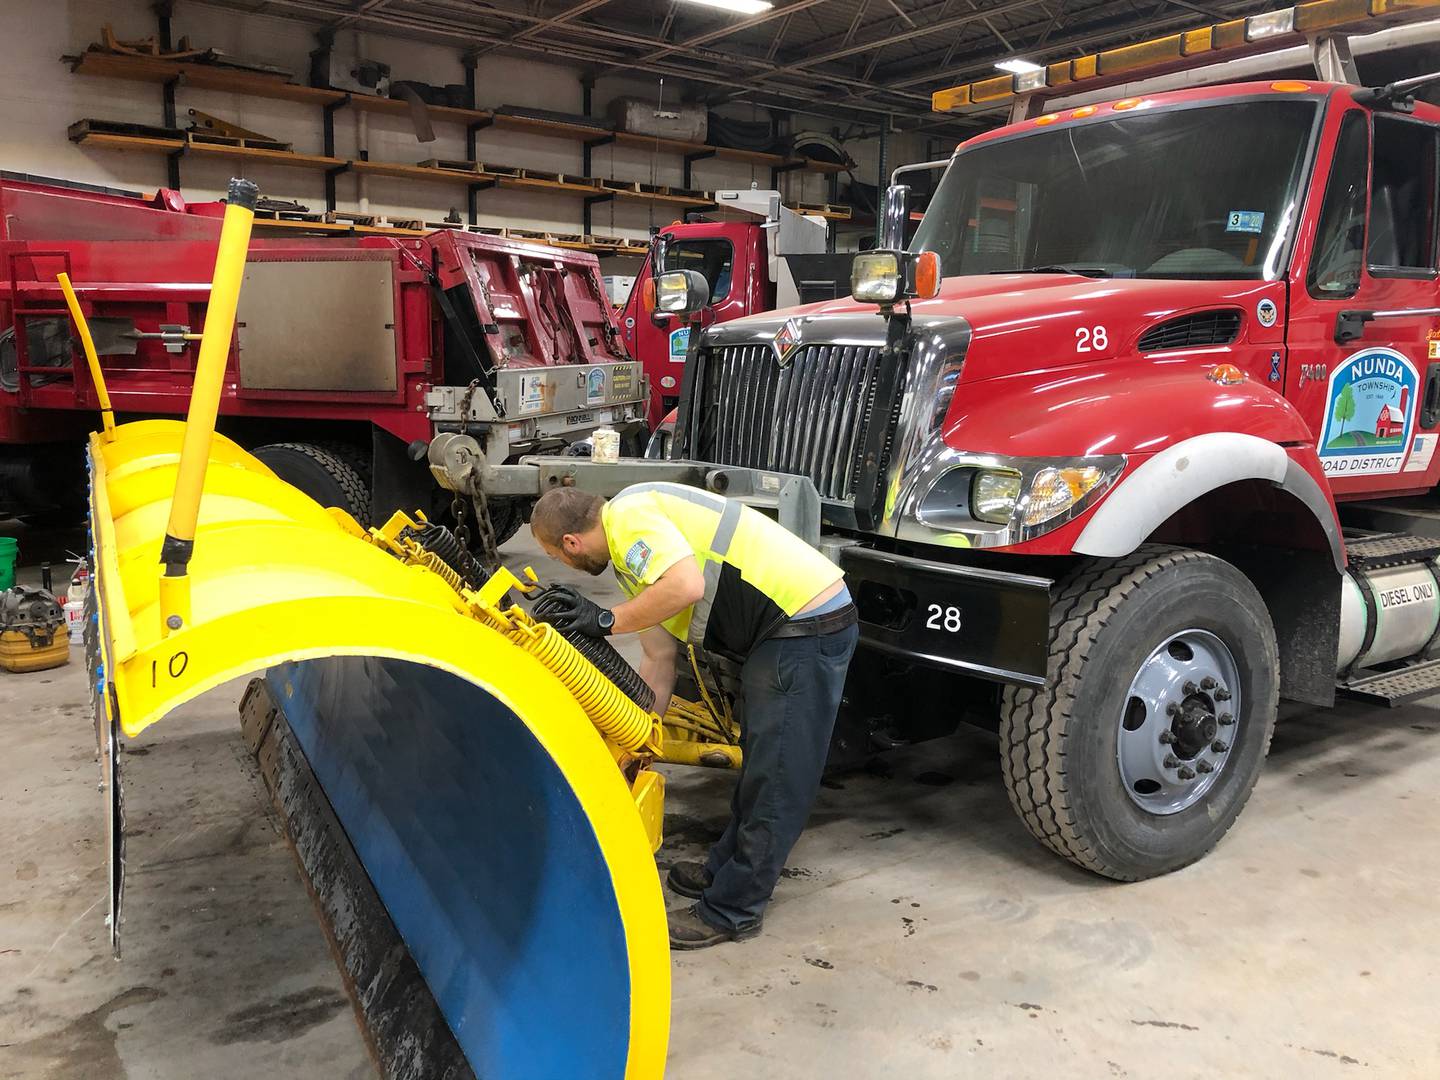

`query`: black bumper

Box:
[840,544,1052,687]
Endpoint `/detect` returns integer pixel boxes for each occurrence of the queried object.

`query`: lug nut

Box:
[1215,689,1231,702]
[1219,713,1234,726]
[1166,703,1181,718]
[1201,676,1216,690]
[1196,760,1214,774]
[1177,765,1197,780]
[1212,739,1229,753]
[1183,681,1198,696]
[1163,754,1180,769]
[1158,730,1175,744]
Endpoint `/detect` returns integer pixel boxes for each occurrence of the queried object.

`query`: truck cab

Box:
[617,189,848,426]
[659,76,1440,880]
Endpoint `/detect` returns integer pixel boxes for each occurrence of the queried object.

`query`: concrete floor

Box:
[2,520,1439,1078]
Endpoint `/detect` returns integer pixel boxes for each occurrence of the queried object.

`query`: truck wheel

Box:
[252,442,372,526]
[486,498,524,547]
[999,547,1278,881]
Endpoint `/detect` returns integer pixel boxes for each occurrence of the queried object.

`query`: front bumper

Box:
[840,544,1052,687]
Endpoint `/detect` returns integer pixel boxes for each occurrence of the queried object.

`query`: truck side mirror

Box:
[880,183,910,251]
[652,270,710,319]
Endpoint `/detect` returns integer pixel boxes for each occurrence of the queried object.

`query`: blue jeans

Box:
[697,622,859,932]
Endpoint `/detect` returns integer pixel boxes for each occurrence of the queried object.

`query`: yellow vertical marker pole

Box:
[56,273,117,444]
[158,177,258,638]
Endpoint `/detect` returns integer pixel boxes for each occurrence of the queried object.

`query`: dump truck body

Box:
[0,175,647,523]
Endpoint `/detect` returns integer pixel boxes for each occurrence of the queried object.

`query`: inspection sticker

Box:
[586,367,606,405]
[1226,210,1265,234]
[1317,347,1418,477]
[625,539,653,578]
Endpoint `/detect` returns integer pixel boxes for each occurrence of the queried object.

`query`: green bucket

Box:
[0,537,17,591]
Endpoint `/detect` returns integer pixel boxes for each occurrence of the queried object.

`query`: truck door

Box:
[623,229,746,427]
[1286,105,1440,501]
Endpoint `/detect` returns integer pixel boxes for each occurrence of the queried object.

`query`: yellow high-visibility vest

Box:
[603,482,843,656]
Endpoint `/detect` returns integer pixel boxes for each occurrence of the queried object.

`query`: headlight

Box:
[655,269,709,315]
[971,469,1022,523]
[1021,466,1110,527]
[851,251,902,303]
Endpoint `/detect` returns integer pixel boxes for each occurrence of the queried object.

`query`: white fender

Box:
[1073,433,1288,558]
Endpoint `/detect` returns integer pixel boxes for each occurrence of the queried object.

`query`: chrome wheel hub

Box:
[1117,629,1240,815]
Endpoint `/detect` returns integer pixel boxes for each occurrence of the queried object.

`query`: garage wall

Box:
[0,0,923,253]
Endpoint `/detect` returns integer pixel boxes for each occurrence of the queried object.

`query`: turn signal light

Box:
[915,251,942,299]
[641,277,657,314]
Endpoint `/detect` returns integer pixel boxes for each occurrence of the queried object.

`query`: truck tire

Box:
[486,498,524,547]
[253,442,372,526]
[999,547,1278,881]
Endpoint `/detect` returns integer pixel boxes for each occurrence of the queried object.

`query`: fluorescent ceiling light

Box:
[995,58,1043,74]
[677,0,775,14]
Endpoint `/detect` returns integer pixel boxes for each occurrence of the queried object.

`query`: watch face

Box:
[600,609,615,630]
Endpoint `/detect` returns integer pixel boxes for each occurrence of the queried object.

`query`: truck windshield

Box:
[912,98,1318,280]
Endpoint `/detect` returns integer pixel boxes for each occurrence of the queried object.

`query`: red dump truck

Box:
[431,25,1440,882]
[0,175,648,537]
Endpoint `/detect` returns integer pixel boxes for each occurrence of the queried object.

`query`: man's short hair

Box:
[530,487,605,546]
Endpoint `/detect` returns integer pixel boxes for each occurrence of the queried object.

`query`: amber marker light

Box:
[1072,105,1098,117]
[1113,97,1143,110]
[642,277,657,314]
[915,251,942,299]
[1271,80,1310,92]
[1207,363,1246,385]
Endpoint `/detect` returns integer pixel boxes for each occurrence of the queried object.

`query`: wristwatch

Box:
[598,608,616,635]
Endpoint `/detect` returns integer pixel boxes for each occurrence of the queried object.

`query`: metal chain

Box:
[453,378,501,570]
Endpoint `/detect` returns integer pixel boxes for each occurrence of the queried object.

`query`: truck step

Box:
[1344,531,1440,572]
[1339,657,1440,707]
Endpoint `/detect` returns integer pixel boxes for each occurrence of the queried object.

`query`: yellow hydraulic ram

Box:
[76,178,670,1079]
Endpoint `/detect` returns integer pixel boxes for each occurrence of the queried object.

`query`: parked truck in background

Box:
[617,188,852,426]
[432,7,1440,882]
[0,175,648,541]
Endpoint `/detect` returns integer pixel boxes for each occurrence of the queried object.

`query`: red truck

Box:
[0,176,648,537]
[616,188,851,427]
[436,59,1440,883]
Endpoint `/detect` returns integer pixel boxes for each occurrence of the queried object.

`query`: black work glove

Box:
[533,584,613,638]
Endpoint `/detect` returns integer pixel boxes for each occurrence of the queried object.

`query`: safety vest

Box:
[603,482,844,658]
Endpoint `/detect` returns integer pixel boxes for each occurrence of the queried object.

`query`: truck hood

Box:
[780,273,1283,383]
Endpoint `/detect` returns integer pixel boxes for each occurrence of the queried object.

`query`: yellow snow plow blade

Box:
[81,176,670,1079]
[87,419,670,1077]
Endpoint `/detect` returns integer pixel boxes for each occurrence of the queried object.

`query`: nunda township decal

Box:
[1317,347,1418,477]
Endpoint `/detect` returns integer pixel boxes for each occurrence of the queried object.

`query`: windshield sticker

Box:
[669,326,691,362]
[1405,433,1437,473]
[1317,348,1418,477]
[1256,298,1278,328]
[586,367,606,405]
[1226,210,1265,234]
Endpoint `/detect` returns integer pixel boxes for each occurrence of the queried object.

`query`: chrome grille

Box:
[694,342,885,501]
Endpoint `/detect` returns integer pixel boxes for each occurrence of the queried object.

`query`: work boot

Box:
[667,904,761,950]
[666,861,713,899]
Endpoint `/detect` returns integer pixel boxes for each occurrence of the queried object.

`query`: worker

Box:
[529,483,858,949]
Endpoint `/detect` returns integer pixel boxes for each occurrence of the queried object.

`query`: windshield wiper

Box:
[992,264,1115,278]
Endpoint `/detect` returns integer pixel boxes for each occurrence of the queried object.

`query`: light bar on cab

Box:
[932,0,1440,112]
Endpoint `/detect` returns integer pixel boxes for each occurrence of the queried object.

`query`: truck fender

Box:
[1072,433,1344,571]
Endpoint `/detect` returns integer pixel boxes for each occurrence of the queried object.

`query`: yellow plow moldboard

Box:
[87,418,670,1079]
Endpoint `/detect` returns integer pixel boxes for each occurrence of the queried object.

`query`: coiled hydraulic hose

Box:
[530,589,656,712]
[502,618,655,752]
[400,520,485,592]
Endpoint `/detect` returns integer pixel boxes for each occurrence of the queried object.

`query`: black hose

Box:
[399,521,485,592]
[531,589,656,713]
